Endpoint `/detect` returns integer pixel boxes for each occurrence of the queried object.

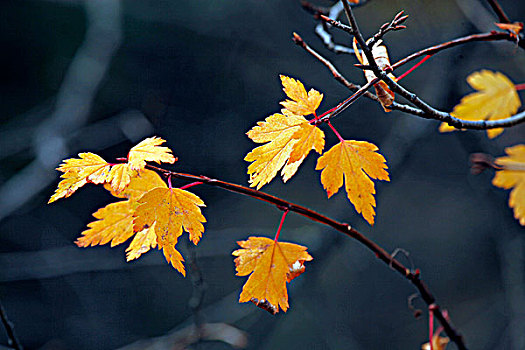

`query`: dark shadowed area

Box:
[0,0,524,349]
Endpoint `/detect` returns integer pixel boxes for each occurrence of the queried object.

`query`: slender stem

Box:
[487,0,511,23]
[145,164,465,349]
[514,83,525,91]
[396,55,432,82]
[274,209,289,242]
[391,32,515,70]
[180,182,204,190]
[327,121,345,143]
[429,306,435,350]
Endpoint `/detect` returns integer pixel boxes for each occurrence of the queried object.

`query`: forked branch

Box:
[146,164,466,350]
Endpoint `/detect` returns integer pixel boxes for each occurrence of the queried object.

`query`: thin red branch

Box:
[145,163,466,350]
[514,83,525,91]
[180,181,204,190]
[274,209,289,242]
[396,54,432,82]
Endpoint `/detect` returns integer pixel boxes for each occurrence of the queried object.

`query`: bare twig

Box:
[367,10,408,48]
[391,31,516,70]
[0,301,22,350]
[145,164,466,350]
[487,0,511,23]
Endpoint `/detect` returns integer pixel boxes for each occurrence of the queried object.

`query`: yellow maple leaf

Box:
[245,113,325,189]
[107,163,132,194]
[316,140,389,225]
[279,75,323,116]
[439,70,521,138]
[76,200,137,247]
[127,136,176,171]
[133,187,206,275]
[104,168,167,200]
[126,223,157,261]
[49,152,111,203]
[492,144,525,225]
[232,236,313,314]
[421,335,449,350]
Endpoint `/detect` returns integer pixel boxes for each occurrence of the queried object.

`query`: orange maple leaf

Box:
[133,187,206,275]
[492,144,525,226]
[439,70,521,138]
[232,236,313,314]
[127,136,177,171]
[316,140,389,225]
[245,113,325,188]
[49,152,111,203]
[495,22,523,37]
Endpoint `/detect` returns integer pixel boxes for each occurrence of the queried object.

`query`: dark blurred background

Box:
[0,0,524,349]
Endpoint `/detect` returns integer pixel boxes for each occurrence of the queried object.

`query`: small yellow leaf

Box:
[440,70,521,138]
[104,168,167,200]
[421,335,449,350]
[133,187,206,274]
[279,75,323,116]
[76,200,137,247]
[128,136,176,171]
[233,236,313,314]
[107,163,132,194]
[49,152,111,203]
[245,113,324,188]
[492,144,525,225]
[126,223,157,261]
[316,140,389,225]
[48,172,88,203]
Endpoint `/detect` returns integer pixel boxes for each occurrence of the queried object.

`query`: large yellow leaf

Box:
[492,144,525,225]
[126,223,157,261]
[104,168,167,200]
[232,236,313,314]
[245,113,325,188]
[128,136,176,171]
[133,187,206,275]
[49,152,111,203]
[316,140,389,225]
[76,200,136,247]
[439,70,521,138]
[279,75,323,116]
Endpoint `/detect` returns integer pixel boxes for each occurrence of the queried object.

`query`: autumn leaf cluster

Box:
[245,75,390,225]
[49,137,206,276]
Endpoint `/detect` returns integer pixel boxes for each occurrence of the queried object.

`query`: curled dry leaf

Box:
[421,335,449,350]
[233,236,312,314]
[353,38,395,112]
[492,144,525,226]
[440,70,521,138]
